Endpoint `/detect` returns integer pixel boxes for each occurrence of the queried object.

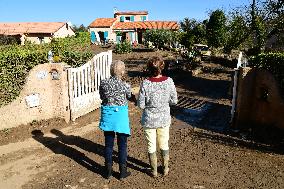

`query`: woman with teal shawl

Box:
[99,60,136,180]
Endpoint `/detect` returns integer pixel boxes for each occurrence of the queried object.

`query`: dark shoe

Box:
[148,152,158,177]
[105,163,112,179]
[119,163,131,180]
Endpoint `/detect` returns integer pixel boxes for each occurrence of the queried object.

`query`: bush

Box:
[114,41,132,54]
[250,53,284,97]
[61,50,93,67]
[0,48,48,106]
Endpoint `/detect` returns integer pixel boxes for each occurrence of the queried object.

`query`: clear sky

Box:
[0,0,250,26]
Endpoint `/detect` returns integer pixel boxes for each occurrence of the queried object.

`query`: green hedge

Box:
[250,52,284,97]
[0,32,94,107]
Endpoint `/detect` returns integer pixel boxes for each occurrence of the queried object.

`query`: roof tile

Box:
[89,18,117,28]
[0,22,66,35]
[113,21,179,30]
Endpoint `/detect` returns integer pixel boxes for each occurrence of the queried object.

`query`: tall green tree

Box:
[224,11,250,53]
[180,18,207,46]
[206,9,227,48]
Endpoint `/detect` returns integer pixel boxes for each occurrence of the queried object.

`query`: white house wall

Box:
[89,27,115,42]
[116,15,148,22]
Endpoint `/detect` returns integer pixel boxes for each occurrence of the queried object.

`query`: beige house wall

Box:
[53,24,75,38]
[0,63,71,130]
[25,33,52,44]
[22,23,75,44]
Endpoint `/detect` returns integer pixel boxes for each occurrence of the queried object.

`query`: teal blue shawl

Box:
[99,105,130,135]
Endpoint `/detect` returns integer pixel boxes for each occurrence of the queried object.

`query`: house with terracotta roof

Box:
[89,9,179,44]
[0,22,75,45]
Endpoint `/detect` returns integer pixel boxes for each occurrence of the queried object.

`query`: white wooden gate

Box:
[67,50,112,121]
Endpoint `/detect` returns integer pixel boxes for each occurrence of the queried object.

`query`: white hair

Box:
[110,60,125,79]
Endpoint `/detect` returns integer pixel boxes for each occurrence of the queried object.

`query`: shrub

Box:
[0,48,48,106]
[250,52,284,97]
[114,41,132,54]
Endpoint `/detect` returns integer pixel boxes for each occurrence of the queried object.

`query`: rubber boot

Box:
[148,152,158,177]
[119,163,131,180]
[161,150,169,176]
[105,163,112,179]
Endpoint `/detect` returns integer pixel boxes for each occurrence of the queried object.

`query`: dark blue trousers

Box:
[104,131,128,165]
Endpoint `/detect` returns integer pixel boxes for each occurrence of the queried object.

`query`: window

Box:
[125,17,130,22]
[141,16,147,21]
[38,36,44,44]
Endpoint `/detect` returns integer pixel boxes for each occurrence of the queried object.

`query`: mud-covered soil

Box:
[1,49,284,189]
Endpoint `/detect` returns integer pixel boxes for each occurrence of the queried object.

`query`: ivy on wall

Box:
[250,52,284,97]
[0,32,94,107]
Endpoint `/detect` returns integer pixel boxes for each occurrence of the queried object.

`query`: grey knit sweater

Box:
[137,76,178,128]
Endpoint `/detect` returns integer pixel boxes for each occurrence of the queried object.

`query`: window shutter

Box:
[130,16,135,21]
[91,31,96,42]
[120,16,125,22]
[104,31,108,39]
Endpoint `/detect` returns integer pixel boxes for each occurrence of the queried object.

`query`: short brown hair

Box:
[147,56,165,77]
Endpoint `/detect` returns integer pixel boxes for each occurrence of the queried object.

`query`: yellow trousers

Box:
[144,126,170,153]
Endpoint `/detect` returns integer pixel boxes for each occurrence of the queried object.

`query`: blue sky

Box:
[0,0,250,26]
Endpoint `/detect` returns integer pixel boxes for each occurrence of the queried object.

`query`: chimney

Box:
[113,7,118,14]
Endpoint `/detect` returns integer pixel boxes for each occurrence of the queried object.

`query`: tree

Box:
[143,29,177,49]
[72,24,88,33]
[206,9,227,48]
[180,18,207,45]
[224,11,251,53]
[263,0,284,39]
[180,18,194,33]
[192,22,207,44]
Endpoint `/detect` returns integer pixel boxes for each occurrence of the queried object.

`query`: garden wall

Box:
[0,63,70,130]
[233,67,284,130]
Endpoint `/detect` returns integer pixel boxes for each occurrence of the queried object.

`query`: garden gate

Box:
[67,50,112,121]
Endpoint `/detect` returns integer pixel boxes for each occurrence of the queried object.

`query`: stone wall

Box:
[233,67,284,130]
[0,63,70,130]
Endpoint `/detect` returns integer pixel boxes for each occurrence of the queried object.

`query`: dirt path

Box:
[1,103,284,189]
[1,52,284,188]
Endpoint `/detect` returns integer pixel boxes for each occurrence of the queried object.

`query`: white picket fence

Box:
[67,50,112,121]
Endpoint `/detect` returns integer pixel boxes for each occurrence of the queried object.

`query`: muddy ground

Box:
[1,49,284,189]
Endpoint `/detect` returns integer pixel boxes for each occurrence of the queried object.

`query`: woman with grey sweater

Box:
[137,56,178,177]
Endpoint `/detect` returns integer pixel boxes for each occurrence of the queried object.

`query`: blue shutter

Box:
[120,16,125,22]
[104,31,108,39]
[143,16,147,21]
[130,16,135,22]
[129,32,132,42]
[91,31,96,43]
